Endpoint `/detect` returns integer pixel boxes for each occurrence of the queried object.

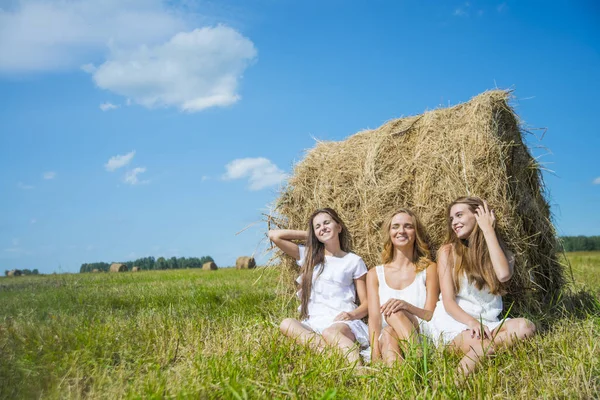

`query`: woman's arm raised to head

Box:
[268,229,308,261]
[474,201,513,282]
[367,269,382,361]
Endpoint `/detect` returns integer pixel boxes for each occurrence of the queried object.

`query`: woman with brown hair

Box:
[268,208,369,364]
[426,196,536,376]
[367,208,439,365]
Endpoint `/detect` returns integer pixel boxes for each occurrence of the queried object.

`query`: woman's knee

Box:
[280,318,297,335]
[385,310,410,325]
[515,318,536,338]
[322,324,351,343]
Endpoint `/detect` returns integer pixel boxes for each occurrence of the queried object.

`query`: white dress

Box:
[424,273,509,346]
[375,265,427,329]
[296,246,370,349]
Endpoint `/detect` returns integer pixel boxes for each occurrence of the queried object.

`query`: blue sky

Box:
[1,0,598,273]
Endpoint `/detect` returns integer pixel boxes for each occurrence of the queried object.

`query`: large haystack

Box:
[131,266,141,272]
[7,269,22,277]
[272,90,563,312]
[202,261,218,271]
[236,256,256,269]
[109,263,128,273]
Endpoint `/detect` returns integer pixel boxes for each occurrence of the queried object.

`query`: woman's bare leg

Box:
[321,323,362,365]
[491,318,536,348]
[279,318,327,352]
[451,331,495,377]
[379,326,401,366]
[383,310,419,364]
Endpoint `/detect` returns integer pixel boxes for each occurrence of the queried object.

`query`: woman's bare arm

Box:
[367,269,382,361]
[267,229,307,260]
[475,201,513,282]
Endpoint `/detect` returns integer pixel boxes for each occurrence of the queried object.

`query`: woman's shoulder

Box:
[344,251,364,263]
[436,244,453,259]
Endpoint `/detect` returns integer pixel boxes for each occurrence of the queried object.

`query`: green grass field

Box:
[1,253,599,399]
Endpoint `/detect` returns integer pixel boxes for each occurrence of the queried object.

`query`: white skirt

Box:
[301,315,370,349]
[423,302,510,346]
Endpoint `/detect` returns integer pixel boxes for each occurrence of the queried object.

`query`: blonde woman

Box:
[367,208,439,365]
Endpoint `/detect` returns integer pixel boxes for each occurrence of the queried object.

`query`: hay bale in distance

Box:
[131,266,141,272]
[92,269,100,273]
[109,263,128,273]
[202,261,218,270]
[236,256,256,269]
[272,90,563,313]
[7,269,22,277]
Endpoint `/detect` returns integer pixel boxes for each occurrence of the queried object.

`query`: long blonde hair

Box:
[445,197,507,295]
[299,208,351,319]
[381,208,432,271]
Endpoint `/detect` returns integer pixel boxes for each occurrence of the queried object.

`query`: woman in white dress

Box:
[427,196,536,376]
[268,208,370,365]
[367,208,439,365]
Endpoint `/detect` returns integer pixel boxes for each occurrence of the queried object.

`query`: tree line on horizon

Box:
[79,255,215,273]
[560,236,600,252]
[3,269,39,276]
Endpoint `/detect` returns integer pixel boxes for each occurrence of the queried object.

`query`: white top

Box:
[376,265,427,309]
[375,265,427,327]
[452,273,503,323]
[296,245,368,319]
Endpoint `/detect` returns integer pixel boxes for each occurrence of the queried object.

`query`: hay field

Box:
[1,255,599,399]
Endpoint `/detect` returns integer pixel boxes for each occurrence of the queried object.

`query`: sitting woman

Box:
[367,208,439,365]
[268,208,370,365]
[426,196,536,376]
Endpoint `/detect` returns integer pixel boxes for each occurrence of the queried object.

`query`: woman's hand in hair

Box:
[334,311,353,321]
[473,200,496,235]
[466,319,492,340]
[380,299,410,317]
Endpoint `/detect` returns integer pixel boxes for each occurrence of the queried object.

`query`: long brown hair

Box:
[445,196,507,295]
[381,208,432,271]
[299,208,351,319]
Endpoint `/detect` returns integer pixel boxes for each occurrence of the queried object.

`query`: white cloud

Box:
[17,182,34,190]
[43,171,56,179]
[81,63,97,73]
[497,2,507,12]
[453,2,471,17]
[593,177,600,185]
[105,150,135,171]
[0,0,187,73]
[89,26,257,112]
[99,102,119,111]
[30,218,37,224]
[201,175,210,182]
[124,167,149,185]
[223,157,287,191]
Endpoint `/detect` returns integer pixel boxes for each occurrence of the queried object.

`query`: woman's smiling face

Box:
[389,212,416,248]
[312,212,341,244]
[449,203,477,239]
